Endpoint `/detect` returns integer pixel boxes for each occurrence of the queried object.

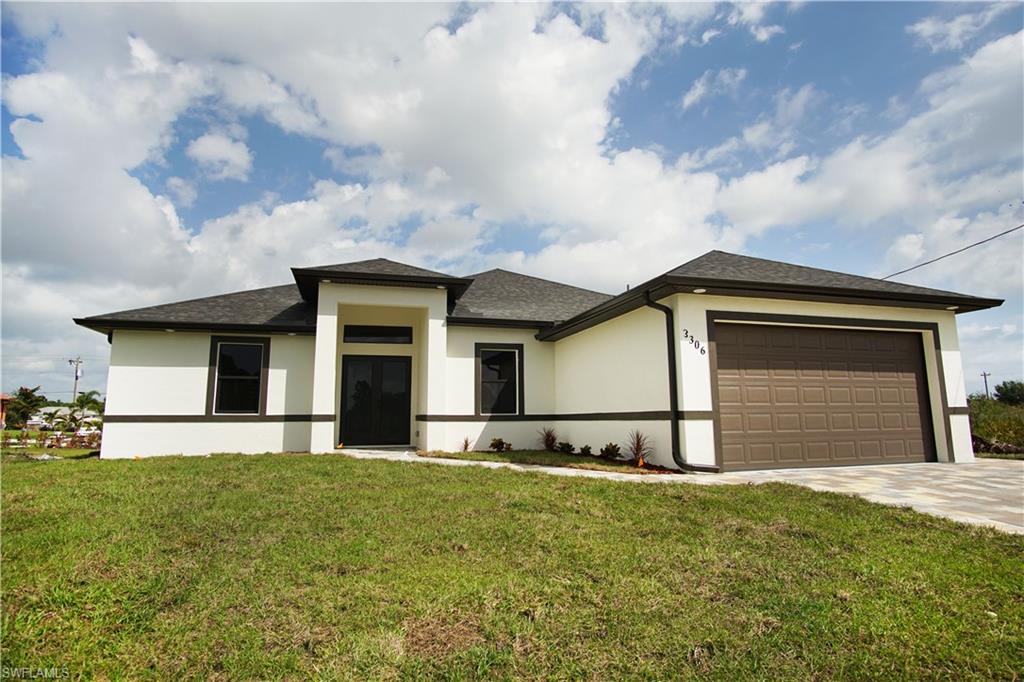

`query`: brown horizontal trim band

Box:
[946,406,970,415]
[103,414,335,423]
[416,410,713,422]
[446,316,554,329]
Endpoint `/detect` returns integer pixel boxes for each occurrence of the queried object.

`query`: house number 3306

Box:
[681,329,707,355]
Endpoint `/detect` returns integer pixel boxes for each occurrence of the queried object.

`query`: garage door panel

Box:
[802,386,827,404]
[774,386,800,404]
[775,413,802,431]
[777,442,803,462]
[744,386,771,404]
[881,412,904,429]
[716,324,935,470]
[828,386,852,404]
[801,413,828,431]
[879,387,902,404]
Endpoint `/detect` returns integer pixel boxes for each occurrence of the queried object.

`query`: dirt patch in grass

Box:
[403,616,485,659]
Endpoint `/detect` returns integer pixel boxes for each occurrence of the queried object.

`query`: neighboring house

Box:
[75,251,1001,471]
[27,407,101,430]
[0,393,9,429]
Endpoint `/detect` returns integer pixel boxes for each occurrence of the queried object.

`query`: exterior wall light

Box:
[946,306,959,310]
[692,288,707,294]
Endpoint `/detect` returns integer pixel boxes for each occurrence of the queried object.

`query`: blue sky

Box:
[1,2,1022,399]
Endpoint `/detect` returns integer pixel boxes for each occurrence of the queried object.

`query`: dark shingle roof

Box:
[669,250,970,298]
[299,257,459,279]
[451,269,612,324]
[76,284,315,332]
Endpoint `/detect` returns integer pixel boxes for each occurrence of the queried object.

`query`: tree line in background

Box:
[4,386,104,431]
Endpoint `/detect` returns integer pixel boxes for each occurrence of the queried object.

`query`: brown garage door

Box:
[714,323,935,471]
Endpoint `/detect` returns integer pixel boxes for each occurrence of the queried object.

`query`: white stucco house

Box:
[75,251,1001,471]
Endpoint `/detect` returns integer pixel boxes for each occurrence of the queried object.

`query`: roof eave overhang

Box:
[291,268,473,303]
[73,318,315,336]
[538,275,1003,342]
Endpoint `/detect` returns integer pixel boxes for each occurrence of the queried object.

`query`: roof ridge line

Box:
[466,267,612,297]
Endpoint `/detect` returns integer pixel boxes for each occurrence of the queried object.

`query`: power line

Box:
[883,223,1024,280]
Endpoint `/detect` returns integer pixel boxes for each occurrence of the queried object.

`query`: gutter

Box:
[643,291,687,471]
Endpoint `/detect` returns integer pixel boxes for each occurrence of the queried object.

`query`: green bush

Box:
[969,397,1024,447]
[489,438,512,452]
[579,445,593,457]
[556,441,575,454]
[994,380,1024,406]
[599,443,621,461]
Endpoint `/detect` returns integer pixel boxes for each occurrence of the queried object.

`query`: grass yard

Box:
[2,454,1022,679]
[418,448,663,474]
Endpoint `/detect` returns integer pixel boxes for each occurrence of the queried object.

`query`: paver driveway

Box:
[699,458,1024,534]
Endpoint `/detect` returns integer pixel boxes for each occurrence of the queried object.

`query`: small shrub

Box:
[969,396,1024,448]
[461,436,471,453]
[995,380,1024,406]
[489,437,510,452]
[599,443,621,461]
[556,441,575,454]
[579,445,593,457]
[538,427,558,451]
[625,429,653,467]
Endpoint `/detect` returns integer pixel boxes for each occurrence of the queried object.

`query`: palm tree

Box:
[73,390,104,413]
[40,410,61,432]
[56,409,85,434]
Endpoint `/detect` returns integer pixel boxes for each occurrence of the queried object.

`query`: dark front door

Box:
[339,355,412,446]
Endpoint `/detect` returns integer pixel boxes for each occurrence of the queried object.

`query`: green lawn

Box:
[419,448,663,474]
[2,454,1022,679]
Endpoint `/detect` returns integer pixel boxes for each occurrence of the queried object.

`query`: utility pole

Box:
[68,357,84,402]
[981,371,991,398]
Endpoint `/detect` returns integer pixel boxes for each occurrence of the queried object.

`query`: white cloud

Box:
[700,28,721,45]
[186,132,253,181]
[750,24,784,42]
[680,67,747,111]
[165,176,197,207]
[907,4,1012,53]
[728,2,785,42]
[685,83,821,167]
[718,32,1023,235]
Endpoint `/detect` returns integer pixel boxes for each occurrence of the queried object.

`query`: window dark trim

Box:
[206,336,271,416]
[474,343,525,416]
[343,325,413,344]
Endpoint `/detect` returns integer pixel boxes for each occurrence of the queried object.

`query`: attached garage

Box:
[712,322,936,471]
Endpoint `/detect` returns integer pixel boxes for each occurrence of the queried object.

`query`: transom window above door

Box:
[343,325,413,344]
[476,344,524,415]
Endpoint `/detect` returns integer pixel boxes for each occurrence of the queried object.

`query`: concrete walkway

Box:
[339,448,1024,534]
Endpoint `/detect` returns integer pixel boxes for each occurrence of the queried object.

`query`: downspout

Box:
[644,291,686,470]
